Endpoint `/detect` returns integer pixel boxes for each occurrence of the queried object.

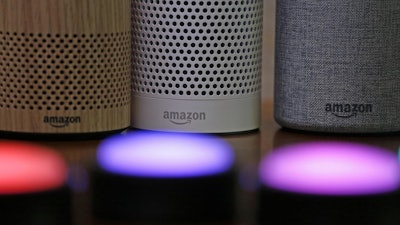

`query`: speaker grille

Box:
[274,0,400,133]
[131,0,263,99]
[0,31,131,111]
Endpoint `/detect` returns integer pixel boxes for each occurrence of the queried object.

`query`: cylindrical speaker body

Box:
[274,1,400,133]
[0,0,131,137]
[131,0,263,133]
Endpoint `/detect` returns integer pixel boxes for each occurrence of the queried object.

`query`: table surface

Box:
[4,99,400,225]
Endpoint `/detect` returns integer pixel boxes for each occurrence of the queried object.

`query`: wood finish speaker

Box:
[131,0,263,133]
[0,0,131,137]
[274,0,400,133]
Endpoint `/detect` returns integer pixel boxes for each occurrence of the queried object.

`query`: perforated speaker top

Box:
[131,0,263,100]
[0,32,130,111]
[131,0,263,133]
[0,0,131,135]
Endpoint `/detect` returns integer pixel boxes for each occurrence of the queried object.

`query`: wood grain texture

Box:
[0,0,131,134]
[0,0,130,33]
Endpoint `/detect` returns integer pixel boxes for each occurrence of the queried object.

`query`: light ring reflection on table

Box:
[97,131,235,178]
[259,141,400,196]
[0,141,68,195]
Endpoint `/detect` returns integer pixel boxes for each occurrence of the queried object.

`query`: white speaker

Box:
[131,0,263,133]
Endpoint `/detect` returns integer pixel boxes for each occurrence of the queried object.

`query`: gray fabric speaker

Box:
[274,0,400,133]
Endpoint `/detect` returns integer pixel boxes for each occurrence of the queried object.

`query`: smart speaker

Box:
[0,141,71,225]
[131,0,263,133]
[0,0,131,137]
[92,132,235,223]
[274,1,400,133]
[258,142,400,225]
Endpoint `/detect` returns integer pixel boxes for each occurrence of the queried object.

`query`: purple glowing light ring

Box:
[97,132,234,178]
[259,142,400,196]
